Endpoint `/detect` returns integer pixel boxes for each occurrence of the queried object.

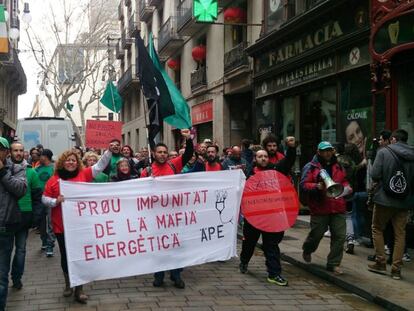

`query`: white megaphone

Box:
[319,169,344,198]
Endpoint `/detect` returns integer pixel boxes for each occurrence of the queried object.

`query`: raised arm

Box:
[92,150,112,178]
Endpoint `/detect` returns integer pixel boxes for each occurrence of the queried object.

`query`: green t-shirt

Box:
[109,154,122,178]
[35,164,54,191]
[93,172,109,183]
[18,167,41,212]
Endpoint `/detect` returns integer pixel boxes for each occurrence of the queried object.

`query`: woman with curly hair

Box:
[41,144,114,304]
[121,145,139,176]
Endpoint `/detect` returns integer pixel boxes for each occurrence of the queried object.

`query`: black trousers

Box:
[56,234,68,274]
[240,220,284,277]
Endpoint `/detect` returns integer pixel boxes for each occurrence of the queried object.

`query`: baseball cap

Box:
[0,137,10,150]
[317,141,334,150]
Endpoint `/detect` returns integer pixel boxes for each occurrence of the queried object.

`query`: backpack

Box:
[383,146,409,199]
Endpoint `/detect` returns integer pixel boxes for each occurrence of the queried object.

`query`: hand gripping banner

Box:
[60,170,245,287]
[241,170,299,232]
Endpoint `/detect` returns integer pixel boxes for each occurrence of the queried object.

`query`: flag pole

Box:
[141,94,153,168]
[109,82,116,112]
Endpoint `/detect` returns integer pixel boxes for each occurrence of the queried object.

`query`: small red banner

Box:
[85,120,123,149]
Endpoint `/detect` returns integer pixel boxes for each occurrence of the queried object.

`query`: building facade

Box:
[0,0,27,141]
[370,0,414,146]
[247,0,371,166]
[117,0,262,151]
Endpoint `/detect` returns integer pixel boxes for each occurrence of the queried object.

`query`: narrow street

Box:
[6,231,382,311]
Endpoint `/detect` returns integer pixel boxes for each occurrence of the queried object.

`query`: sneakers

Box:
[267,275,288,286]
[302,251,311,263]
[368,261,387,274]
[239,262,248,274]
[403,253,411,262]
[46,247,54,257]
[345,242,354,254]
[41,245,47,251]
[391,269,401,280]
[327,266,344,275]
[173,278,185,289]
[12,280,23,290]
[152,278,164,287]
[384,246,391,256]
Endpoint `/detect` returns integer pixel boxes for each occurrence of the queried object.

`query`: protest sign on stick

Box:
[85,120,123,149]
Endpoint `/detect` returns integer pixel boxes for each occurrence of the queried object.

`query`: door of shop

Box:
[300,100,322,167]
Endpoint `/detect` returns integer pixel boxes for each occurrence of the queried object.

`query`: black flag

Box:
[135,34,175,149]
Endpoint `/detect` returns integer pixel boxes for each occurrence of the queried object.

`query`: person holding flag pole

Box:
[136,32,194,288]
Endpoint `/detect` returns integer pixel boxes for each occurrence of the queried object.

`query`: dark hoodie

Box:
[372,142,414,209]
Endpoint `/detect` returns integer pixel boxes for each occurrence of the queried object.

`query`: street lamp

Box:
[4,1,32,40]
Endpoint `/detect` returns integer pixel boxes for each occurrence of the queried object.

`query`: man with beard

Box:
[103,139,122,178]
[222,145,251,176]
[141,129,193,288]
[9,142,42,290]
[239,137,296,286]
[187,145,223,173]
[262,134,285,164]
[0,138,27,310]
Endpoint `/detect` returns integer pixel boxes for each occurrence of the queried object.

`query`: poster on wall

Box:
[339,107,372,159]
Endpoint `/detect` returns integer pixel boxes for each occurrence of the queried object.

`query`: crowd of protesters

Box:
[1,128,413,310]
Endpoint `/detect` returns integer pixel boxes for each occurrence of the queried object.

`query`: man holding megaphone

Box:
[300,141,352,275]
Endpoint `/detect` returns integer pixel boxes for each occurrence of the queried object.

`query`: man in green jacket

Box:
[36,149,55,257]
[9,142,42,290]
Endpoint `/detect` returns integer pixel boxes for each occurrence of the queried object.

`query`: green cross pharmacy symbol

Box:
[193,0,218,23]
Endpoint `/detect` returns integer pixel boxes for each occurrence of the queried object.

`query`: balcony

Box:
[140,0,153,23]
[121,29,133,49]
[117,66,139,94]
[190,66,207,92]
[224,41,249,75]
[177,0,204,36]
[128,14,139,38]
[115,39,125,60]
[158,17,184,58]
[148,0,163,7]
[118,1,124,20]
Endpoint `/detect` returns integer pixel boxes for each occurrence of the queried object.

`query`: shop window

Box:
[256,97,276,142]
[397,67,414,145]
[340,71,372,157]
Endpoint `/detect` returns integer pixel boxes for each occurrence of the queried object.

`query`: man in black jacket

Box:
[0,137,27,310]
[239,136,296,286]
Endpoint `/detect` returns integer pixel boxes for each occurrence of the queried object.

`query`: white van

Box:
[16,117,76,157]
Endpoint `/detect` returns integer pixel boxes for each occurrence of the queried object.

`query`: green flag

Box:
[148,33,192,129]
[100,81,123,113]
[66,100,74,112]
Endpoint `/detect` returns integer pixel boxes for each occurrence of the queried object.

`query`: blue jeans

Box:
[351,192,368,239]
[11,229,29,284]
[0,234,14,310]
[154,269,183,281]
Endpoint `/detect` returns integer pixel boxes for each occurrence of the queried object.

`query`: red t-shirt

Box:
[269,152,285,164]
[205,162,222,172]
[43,167,93,234]
[140,156,184,177]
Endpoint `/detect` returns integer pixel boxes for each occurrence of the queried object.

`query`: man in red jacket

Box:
[262,134,285,164]
[300,141,352,275]
[140,129,193,288]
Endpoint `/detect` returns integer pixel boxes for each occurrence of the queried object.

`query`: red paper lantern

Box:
[224,7,247,24]
[192,45,206,62]
[167,59,180,71]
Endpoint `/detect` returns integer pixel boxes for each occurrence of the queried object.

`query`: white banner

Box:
[60,170,246,287]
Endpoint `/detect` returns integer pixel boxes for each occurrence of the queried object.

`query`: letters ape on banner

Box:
[60,170,245,287]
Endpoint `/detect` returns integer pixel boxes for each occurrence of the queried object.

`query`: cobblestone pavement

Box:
[5,232,382,311]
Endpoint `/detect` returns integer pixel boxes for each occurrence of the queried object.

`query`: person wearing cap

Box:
[0,137,27,310]
[300,141,352,275]
[8,142,43,291]
[36,149,55,257]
